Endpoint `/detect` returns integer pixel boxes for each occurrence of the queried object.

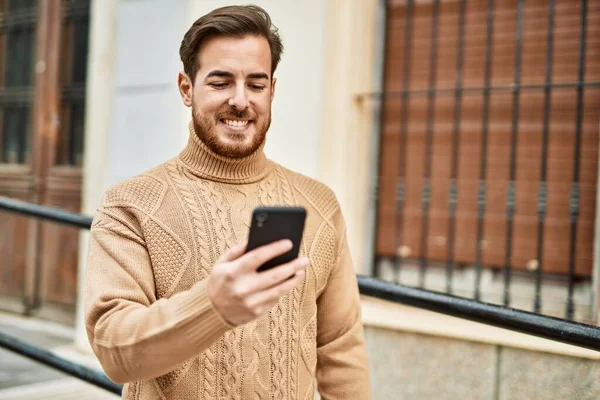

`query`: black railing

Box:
[504,0,524,308]
[0,330,122,395]
[370,0,600,322]
[0,196,93,228]
[568,0,589,320]
[1,195,600,395]
[358,275,600,352]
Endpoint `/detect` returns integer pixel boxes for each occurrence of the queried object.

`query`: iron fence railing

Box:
[369,0,600,322]
[0,329,122,395]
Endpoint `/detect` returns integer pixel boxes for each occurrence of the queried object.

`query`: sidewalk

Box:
[0,312,118,399]
[0,378,118,400]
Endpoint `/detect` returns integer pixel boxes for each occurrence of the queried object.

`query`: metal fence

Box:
[0,329,122,395]
[371,0,600,322]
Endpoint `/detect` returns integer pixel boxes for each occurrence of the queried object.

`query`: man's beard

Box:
[192,104,271,159]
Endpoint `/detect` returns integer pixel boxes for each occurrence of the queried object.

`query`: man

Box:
[85,4,370,399]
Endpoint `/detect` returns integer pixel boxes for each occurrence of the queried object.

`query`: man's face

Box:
[179,35,276,158]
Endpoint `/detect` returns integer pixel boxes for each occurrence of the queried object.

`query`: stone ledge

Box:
[361,295,600,360]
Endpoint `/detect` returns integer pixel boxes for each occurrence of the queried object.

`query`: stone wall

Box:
[365,326,600,400]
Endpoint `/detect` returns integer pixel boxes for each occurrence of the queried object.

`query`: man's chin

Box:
[219,128,254,146]
[209,135,261,158]
[224,132,251,142]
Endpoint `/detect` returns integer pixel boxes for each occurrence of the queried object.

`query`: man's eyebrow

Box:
[205,70,234,79]
[247,72,269,80]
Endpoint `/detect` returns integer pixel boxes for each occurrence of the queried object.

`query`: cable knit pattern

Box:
[196,181,243,400]
[104,174,164,214]
[84,125,370,399]
[258,176,276,206]
[272,301,288,399]
[301,314,317,374]
[291,174,338,221]
[165,161,218,398]
[275,165,295,207]
[200,345,217,400]
[246,320,270,399]
[91,211,140,241]
[143,217,189,299]
[309,222,337,295]
[154,358,195,395]
[166,162,212,280]
[275,165,302,400]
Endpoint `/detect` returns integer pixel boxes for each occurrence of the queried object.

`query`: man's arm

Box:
[84,210,233,384]
[315,207,371,399]
[85,207,308,384]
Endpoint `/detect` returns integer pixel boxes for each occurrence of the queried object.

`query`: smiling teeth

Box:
[224,119,248,128]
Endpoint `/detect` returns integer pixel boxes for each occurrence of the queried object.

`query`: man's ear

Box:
[270,77,277,103]
[178,71,193,107]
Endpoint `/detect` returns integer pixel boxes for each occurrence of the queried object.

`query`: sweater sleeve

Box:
[84,210,233,384]
[315,207,371,399]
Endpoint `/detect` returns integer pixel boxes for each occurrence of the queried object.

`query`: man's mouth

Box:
[220,119,252,129]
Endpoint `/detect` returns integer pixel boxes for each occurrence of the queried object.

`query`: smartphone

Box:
[245,206,307,272]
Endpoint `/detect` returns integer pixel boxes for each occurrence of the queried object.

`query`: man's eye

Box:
[210,82,228,89]
[249,84,265,91]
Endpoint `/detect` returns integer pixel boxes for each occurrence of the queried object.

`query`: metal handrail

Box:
[0,196,93,228]
[0,331,122,395]
[358,275,600,352]
[1,195,599,395]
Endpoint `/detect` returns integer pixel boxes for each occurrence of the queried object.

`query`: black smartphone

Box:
[245,206,307,272]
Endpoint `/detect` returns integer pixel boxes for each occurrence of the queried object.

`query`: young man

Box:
[85,5,370,399]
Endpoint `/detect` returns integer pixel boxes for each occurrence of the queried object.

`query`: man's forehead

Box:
[197,35,271,77]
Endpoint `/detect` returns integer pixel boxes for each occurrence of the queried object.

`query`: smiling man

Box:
[84,5,370,399]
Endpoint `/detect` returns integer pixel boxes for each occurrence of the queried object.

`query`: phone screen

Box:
[245,206,306,272]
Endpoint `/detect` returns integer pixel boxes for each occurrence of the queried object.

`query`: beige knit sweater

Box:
[84,125,371,399]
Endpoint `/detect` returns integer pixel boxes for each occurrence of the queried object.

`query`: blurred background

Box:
[0,0,599,398]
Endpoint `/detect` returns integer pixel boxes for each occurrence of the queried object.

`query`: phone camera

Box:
[256,213,268,223]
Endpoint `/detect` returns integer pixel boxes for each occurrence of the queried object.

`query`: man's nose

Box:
[228,86,249,110]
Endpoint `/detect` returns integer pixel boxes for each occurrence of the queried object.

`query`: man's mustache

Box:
[217,107,254,120]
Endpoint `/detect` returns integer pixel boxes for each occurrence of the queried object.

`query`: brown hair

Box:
[179,4,284,83]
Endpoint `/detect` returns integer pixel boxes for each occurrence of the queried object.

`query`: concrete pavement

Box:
[0,312,118,399]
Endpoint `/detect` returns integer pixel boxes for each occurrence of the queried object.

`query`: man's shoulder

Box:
[275,164,340,221]
[101,163,170,214]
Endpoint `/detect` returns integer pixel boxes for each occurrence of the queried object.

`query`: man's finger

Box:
[237,239,293,272]
[249,256,309,292]
[218,243,247,263]
[253,270,305,306]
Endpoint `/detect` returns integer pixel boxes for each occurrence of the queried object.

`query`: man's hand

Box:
[208,240,308,326]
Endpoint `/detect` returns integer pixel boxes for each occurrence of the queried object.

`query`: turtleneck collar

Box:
[177,122,272,184]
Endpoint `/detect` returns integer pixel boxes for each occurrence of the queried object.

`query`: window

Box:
[0,0,37,164]
[375,0,600,322]
[56,0,89,167]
